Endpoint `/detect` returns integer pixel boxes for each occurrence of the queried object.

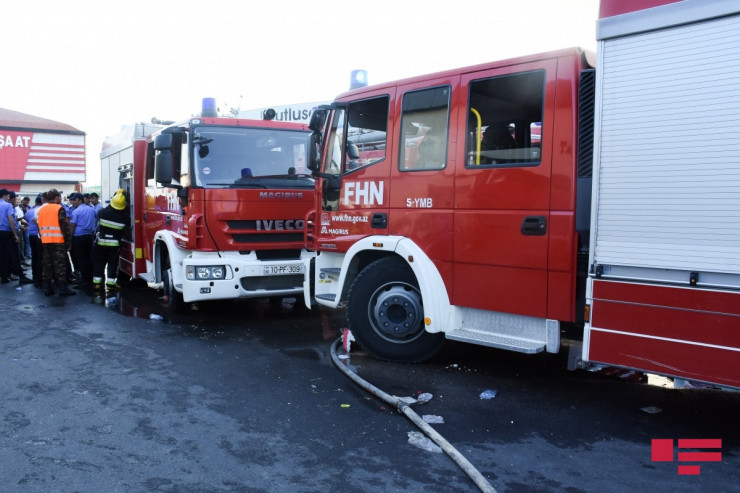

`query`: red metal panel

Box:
[548,270,575,322]
[589,330,740,388]
[390,210,453,264]
[599,0,683,18]
[547,214,576,276]
[549,55,580,213]
[131,139,149,279]
[454,211,548,268]
[592,280,740,348]
[589,279,740,387]
[593,280,740,316]
[452,210,549,316]
[592,298,740,348]
[453,263,547,317]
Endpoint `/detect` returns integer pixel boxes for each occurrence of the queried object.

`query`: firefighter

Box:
[92,189,130,295]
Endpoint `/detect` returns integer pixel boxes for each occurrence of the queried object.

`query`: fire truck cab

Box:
[111,111,315,312]
[305,48,593,362]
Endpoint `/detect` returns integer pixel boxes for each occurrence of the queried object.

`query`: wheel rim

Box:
[368,282,424,343]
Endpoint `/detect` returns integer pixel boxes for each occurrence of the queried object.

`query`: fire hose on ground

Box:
[330,337,497,493]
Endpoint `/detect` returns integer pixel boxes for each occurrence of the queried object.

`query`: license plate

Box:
[264,264,304,275]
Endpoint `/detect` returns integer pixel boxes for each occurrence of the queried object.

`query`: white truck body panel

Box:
[100,123,162,204]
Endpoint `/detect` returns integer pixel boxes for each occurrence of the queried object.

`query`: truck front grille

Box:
[241,275,303,291]
[231,233,304,243]
[255,249,302,261]
[227,220,305,245]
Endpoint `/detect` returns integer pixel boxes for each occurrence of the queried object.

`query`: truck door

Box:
[388,78,458,289]
[453,60,557,318]
[319,91,394,252]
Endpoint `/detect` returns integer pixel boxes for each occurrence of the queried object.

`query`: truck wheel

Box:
[163,266,186,314]
[347,256,445,362]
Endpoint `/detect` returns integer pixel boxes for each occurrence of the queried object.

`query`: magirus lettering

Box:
[259,192,304,199]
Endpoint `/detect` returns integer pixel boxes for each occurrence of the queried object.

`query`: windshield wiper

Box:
[204,181,269,188]
[258,173,315,180]
[231,182,268,188]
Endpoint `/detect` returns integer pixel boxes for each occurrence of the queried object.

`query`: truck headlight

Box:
[186,265,226,280]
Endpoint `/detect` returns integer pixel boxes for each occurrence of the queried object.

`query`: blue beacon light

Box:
[201,97,218,117]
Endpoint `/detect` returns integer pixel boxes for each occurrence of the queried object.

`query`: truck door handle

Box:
[371,213,387,229]
[521,216,546,236]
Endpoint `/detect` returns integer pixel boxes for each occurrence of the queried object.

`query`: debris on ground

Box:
[479,390,498,400]
[407,431,442,453]
[416,392,433,404]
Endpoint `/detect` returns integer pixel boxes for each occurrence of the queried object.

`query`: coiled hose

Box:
[330,338,497,493]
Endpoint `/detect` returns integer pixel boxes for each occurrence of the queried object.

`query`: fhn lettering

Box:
[343,181,383,206]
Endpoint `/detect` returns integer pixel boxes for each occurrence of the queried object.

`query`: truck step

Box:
[446,306,559,354]
[445,328,545,354]
[315,293,336,302]
[319,267,341,281]
[139,272,155,283]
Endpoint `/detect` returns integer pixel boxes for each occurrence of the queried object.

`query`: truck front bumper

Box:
[180,250,315,302]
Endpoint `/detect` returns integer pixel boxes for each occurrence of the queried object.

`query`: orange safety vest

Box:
[38,204,65,244]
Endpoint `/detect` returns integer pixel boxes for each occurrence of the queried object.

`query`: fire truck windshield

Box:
[192,126,313,189]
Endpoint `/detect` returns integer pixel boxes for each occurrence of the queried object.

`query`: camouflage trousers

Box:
[42,243,70,286]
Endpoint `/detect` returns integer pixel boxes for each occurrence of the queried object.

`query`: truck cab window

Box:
[344,96,389,173]
[325,110,345,176]
[466,70,545,167]
[192,126,311,187]
[400,86,450,171]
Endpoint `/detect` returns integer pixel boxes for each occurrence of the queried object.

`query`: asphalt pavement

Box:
[1,281,738,492]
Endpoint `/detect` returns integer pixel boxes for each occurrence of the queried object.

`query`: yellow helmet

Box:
[111,189,126,210]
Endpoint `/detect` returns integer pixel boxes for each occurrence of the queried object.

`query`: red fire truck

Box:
[103,101,315,312]
[303,0,740,389]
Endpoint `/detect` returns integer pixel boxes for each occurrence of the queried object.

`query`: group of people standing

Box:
[0,188,130,297]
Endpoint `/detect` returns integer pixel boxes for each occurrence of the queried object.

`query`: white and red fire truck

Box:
[303,0,740,389]
[101,100,315,311]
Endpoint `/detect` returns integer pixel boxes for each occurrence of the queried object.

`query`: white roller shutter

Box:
[593,13,740,281]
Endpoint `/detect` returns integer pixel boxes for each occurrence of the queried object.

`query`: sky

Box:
[0,0,599,188]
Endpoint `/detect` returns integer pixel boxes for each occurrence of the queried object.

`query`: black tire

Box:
[116,271,132,287]
[115,271,145,290]
[346,256,445,362]
[163,266,186,314]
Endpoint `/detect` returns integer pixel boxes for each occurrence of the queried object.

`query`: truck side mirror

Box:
[308,108,328,133]
[154,133,173,151]
[347,143,360,160]
[307,132,321,174]
[154,132,181,186]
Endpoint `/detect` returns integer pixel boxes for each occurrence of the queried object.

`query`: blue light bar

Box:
[201,97,217,117]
